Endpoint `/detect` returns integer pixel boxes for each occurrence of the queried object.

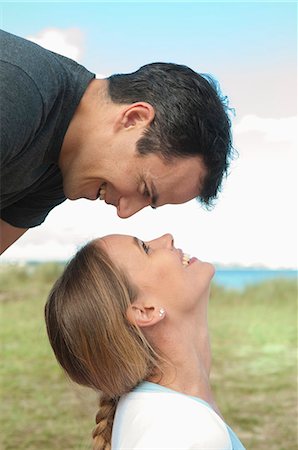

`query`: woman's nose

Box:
[149,233,174,249]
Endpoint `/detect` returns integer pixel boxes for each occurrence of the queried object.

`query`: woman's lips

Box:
[189,257,199,265]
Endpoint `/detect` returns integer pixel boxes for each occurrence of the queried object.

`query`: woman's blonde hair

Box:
[45,241,159,450]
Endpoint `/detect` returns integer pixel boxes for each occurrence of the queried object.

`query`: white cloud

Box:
[2,240,75,262]
[234,115,297,145]
[96,73,108,79]
[2,115,297,268]
[26,28,84,61]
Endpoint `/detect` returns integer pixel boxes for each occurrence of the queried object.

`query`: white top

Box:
[111,382,246,450]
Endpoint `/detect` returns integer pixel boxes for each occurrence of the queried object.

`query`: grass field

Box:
[1,263,297,450]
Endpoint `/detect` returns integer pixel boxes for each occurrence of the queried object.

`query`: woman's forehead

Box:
[98,234,132,251]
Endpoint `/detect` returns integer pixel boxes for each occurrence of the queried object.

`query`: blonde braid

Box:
[92,394,119,450]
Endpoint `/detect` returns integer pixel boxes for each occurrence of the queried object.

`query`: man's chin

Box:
[65,193,86,201]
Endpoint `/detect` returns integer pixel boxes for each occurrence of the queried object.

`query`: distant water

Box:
[213,268,297,290]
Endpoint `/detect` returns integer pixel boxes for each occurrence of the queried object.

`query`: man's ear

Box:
[119,102,155,129]
[126,302,165,328]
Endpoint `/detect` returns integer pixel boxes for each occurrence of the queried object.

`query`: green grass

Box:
[209,281,297,449]
[1,264,297,450]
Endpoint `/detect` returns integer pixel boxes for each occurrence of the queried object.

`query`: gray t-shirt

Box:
[0,30,95,228]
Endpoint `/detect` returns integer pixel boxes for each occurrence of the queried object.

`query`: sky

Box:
[1,1,297,268]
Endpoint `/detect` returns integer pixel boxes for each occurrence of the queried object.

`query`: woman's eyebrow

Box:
[133,236,143,253]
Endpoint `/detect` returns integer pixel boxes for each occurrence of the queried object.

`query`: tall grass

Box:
[1,263,297,450]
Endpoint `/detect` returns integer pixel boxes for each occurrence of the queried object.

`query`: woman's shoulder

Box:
[111,383,233,450]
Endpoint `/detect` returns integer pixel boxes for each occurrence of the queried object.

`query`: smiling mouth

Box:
[97,183,107,201]
[182,253,191,267]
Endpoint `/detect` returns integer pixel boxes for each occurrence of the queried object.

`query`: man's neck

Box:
[59,78,108,171]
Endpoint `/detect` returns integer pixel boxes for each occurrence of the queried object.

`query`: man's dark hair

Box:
[108,62,234,207]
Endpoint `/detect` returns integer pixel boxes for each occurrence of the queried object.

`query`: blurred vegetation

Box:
[0,263,297,450]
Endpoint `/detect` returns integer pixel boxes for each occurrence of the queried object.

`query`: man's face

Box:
[63,149,206,218]
[103,153,206,218]
[62,147,206,218]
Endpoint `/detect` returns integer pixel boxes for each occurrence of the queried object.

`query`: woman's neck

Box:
[147,315,222,417]
[150,339,212,397]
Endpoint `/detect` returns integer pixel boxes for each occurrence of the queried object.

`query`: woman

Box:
[45,233,246,450]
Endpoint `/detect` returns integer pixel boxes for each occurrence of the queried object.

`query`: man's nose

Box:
[117,197,150,219]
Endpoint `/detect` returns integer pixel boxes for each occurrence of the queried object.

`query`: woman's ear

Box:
[126,303,166,328]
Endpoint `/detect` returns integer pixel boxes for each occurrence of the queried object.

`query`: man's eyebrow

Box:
[151,181,159,208]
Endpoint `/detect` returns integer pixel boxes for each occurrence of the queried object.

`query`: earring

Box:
[159,308,165,317]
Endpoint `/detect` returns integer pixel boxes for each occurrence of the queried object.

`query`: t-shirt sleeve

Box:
[0,60,44,164]
[1,167,66,228]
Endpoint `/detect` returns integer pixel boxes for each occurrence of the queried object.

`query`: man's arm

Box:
[0,219,28,254]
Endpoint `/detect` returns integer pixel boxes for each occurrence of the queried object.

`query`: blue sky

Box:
[3,3,296,67]
[1,2,297,267]
[2,2,296,118]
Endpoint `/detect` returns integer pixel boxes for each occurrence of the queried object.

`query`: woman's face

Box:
[99,234,215,316]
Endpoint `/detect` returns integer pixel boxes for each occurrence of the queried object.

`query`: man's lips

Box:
[97,182,107,200]
[96,183,118,207]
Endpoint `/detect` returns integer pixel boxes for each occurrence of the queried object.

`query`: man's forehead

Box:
[152,160,205,201]
[142,154,205,178]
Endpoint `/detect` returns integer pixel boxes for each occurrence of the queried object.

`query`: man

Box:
[0,30,233,254]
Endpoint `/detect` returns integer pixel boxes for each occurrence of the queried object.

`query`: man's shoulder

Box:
[0,29,94,94]
[0,30,95,169]
[0,29,54,68]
